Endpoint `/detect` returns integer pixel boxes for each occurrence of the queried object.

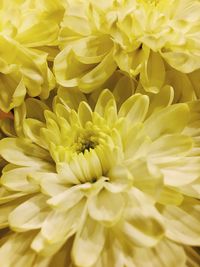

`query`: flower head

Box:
[54,0,200,93]
[0,0,66,112]
[0,87,199,266]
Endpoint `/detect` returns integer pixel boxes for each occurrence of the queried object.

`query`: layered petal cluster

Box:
[0,88,199,266]
[0,0,66,112]
[0,0,199,266]
[54,0,200,94]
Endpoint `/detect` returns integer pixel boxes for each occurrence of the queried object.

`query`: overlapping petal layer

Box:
[53,0,200,95]
[0,88,199,266]
[0,0,199,266]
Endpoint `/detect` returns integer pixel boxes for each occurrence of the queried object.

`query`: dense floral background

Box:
[0,0,200,266]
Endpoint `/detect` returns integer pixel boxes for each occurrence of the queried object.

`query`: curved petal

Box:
[166,69,195,102]
[132,239,186,267]
[47,184,85,211]
[140,52,165,93]
[0,138,50,167]
[105,165,132,193]
[0,232,36,267]
[94,89,115,116]
[160,157,200,186]
[144,103,190,140]
[23,119,47,149]
[146,85,174,117]
[78,51,117,93]
[0,72,26,112]
[163,198,200,245]
[161,50,200,73]
[1,164,39,193]
[72,215,106,267]
[128,160,163,198]
[41,199,85,243]
[149,134,193,159]
[88,188,125,225]
[121,188,165,247]
[78,101,92,126]
[119,94,149,124]
[8,194,50,232]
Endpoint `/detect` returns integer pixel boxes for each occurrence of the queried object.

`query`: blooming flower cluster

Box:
[0,0,200,266]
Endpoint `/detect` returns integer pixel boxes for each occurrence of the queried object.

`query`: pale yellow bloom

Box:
[0,87,199,266]
[0,0,65,47]
[0,0,66,112]
[54,0,200,93]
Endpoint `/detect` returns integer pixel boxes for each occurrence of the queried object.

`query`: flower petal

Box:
[119,94,149,124]
[163,198,200,245]
[121,188,165,247]
[88,188,125,225]
[140,52,165,93]
[47,185,85,211]
[128,160,163,198]
[1,164,39,193]
[105,165,132,193]
[0,232,36,267]
[144,103,189,140]
[0,138,51,167]
[132,239,186,267]
[41,199,85,243]
[149,134,193,159]
[160,157,200,186]
[72,215,106,267]
[78,51,117,93]
[9,194,50,232]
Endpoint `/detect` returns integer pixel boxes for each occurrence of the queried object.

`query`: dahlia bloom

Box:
[54,0,200,93]
[0,88,199,266]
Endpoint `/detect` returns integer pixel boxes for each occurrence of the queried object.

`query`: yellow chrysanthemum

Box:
[0,88,199,266]
[54,0,200,94]
[0,0,65,47]
[0,0,66,112]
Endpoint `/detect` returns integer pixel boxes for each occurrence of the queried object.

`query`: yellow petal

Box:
[161,50,200,73]
[1,164,39,193]
[0,232,36,267]
[8,194,49,232]
[47,184,85,211]
[144,103,189,140]
[121,188,165,247]
[72,215,106,267]
[0,138,51,167]
[132,239,186,267]
[140,51,165,93]
[163,198,200,245]
[149,134,193,158]
[41,199,85,243]
[88,188,125,225]
[119,94,149,124]
[78,51,117,93]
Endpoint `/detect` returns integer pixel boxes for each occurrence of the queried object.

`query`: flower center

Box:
[76,139,97,154]
[74,129,99,154]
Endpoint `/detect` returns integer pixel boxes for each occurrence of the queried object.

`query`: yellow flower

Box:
[0,0,65,47]
[54,0,200,93]
[0,88,199,266]
[0,0,66,112]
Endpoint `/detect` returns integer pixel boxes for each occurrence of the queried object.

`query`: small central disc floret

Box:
[73,129,99,154]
